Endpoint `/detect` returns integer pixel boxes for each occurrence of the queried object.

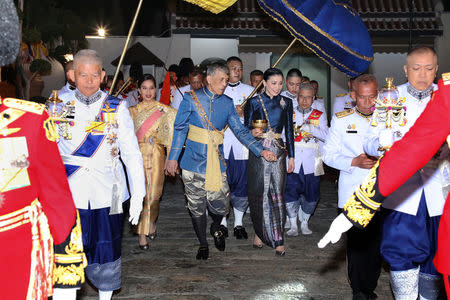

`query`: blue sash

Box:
[65,96,121,177]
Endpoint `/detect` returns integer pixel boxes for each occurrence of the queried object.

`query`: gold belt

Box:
[260,132,282,139]
[187,124,224,192]
[0,199,54,300]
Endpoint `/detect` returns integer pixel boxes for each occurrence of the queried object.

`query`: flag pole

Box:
[109,0,144,95]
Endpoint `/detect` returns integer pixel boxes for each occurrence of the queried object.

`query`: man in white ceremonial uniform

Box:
[171,67,204,110]
[50,60,75,98]
[280,68,303,230]
[54,50,145,300]
[332,77,356,115]
[220,56,255,239]
[281,68,302,104]
[323,74,382,300]
[124,88,139,108]
[285,83,328,236]
[363,46,445,300]
[310,80,327,118]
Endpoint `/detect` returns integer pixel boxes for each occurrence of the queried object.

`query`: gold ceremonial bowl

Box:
[252,119,267,130]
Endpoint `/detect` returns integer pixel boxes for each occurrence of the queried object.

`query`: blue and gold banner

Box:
[257,0,373,77]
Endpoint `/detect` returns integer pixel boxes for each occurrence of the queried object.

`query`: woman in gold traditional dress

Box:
[129,74,176,249]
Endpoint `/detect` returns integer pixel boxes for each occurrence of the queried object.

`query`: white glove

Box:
[52,288,77,300]
[128,194,144,225]
[379,128,393,149]
[317,213,353,248]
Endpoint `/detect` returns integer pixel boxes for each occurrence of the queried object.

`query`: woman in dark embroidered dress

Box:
[244,68,295,255]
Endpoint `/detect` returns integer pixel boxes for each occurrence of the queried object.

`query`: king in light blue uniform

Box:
[168,76,265,259]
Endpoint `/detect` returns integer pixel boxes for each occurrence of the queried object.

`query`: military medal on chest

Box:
[101,102,119,158]
[46,90,75,140]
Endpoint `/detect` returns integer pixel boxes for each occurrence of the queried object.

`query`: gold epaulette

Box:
[3,98,45,115]
[335,108,354,118]
[336,93,348,97]
[443,72,450,85]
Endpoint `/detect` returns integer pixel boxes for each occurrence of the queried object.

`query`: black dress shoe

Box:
[139,243,149,250]
[196,246,209,260]
[219,225,229,238]
[352,292,369,300]
[213,230,226,251]
[233,226,248,239]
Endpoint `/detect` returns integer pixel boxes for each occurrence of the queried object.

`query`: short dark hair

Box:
[226,56,242,64]
[250,69,263,77]
[168,64,179,73]
[138,74,157,88]
[302,76,310,82]
[190,67,204,78]
[407,45,437,58]
[286,68,302,79]
[354,74,377,89]
[130,63,143,80]
[263,68,283,81]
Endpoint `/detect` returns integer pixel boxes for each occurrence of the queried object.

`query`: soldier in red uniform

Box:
[319,73,450,297]
[0,97,86,299]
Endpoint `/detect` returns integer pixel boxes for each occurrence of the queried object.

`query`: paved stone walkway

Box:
[78,175,395,299]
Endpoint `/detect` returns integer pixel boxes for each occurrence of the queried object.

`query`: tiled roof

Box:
[172,0,442,37]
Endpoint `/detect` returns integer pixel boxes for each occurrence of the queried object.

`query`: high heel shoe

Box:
[139,243,149,250]
[253,236,263,249]
[196,246,209,260]
[275,250,286,256]
[148,231,157,240]
[252,243,263,249]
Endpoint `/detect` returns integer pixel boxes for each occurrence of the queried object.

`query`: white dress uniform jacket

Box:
[223,82,254,160]
[50,82,75,98]
[312,96,327,116]
[332,93,355,115]
[363,83,445,216]
[171,85,190,110]
[124,89,139,108]
[57,89,146,209]
[293,106,328,174]
[323,109,373,208]
[281,90,328,122]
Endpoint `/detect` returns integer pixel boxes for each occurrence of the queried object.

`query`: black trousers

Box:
[346,211,383,295]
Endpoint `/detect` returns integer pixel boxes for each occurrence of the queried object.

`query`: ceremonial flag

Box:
[183,0,237,14]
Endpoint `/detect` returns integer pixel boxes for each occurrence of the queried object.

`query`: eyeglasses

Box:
[298,95,314,101]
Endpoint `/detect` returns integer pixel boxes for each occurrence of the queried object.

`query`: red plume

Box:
[160,71,171,105]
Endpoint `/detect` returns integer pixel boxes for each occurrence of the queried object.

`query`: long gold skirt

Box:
[136,142,165,235]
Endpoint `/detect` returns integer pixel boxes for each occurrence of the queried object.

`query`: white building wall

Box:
[436,11,450,78]
[190,38,239,65]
